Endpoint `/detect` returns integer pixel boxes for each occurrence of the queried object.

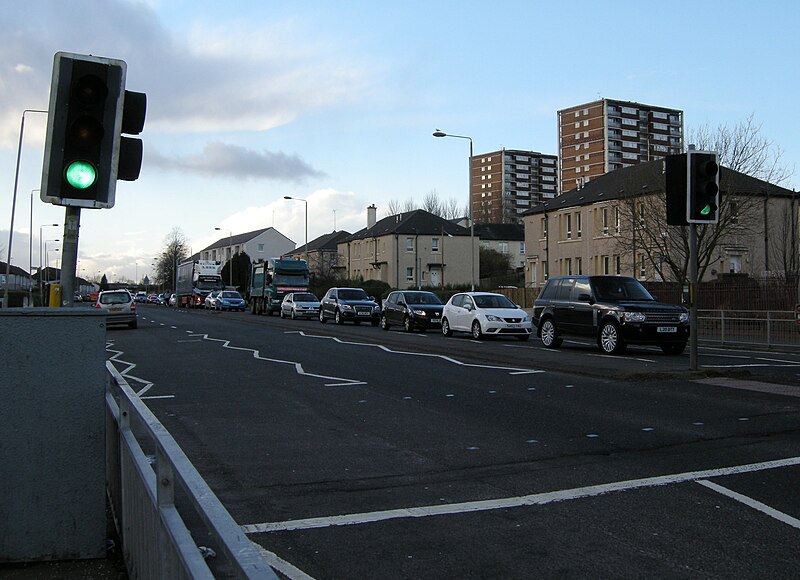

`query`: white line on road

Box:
[241,456,800,534]
[697,479,800,530]
[288,330,545,375]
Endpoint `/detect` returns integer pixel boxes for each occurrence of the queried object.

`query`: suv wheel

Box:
[539,318,562,348]
[661,342,686,355]
[441,318,452,337]
[599,320,626,354]
[319,309,327,323]
[471,320,483,340]
[380,314,390,330]
[335,309,344,325]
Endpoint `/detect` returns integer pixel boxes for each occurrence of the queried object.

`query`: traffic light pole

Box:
[689,224,698,371]
[59,207,81,307]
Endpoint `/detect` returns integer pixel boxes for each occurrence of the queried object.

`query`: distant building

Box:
[286,230,352,280]
[200,227,295,264]
[557,98,684,194]
[474,223,526,271]
[471,149,558,224]
[338,206,476,288]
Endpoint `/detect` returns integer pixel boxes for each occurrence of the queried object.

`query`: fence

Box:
[697,310,799,349]
[105,362,277,579]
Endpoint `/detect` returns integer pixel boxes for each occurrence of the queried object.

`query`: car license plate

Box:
[357,311,370,316]
[657,326,677,333]
[508,323,521,329]
[110,307,122,312]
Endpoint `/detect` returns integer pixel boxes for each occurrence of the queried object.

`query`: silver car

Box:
[95,290,138,329]
[280,292,320,319]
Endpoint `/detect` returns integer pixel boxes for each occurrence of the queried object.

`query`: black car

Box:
[381,290,444,332]
[532,275,689,355]
[319,287,381,326]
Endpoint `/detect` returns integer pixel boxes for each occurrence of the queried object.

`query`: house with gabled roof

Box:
[199,227,295,265]
[285,230,351,280]
[337,206,477,289]
[522,159,798,287]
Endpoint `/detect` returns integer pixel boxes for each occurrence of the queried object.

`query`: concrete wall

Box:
[0,308,107,562]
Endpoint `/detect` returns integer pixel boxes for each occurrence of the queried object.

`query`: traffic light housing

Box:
[40,52,146,209]
[687,151,720,224]
[665,151,721,225]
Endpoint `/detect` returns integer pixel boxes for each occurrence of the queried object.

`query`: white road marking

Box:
[241,456,800,534]
[187,333,365,387]
[253,543,317,580]
[288,330,544,376]
[697,480,800,530]
[106,342,155,396]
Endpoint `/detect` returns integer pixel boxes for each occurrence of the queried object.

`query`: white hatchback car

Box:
[441,292,531,341]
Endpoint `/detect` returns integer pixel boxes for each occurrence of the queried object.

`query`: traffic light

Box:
[40,52,146,209]
[665,153,688,226]
[687,151,720,224]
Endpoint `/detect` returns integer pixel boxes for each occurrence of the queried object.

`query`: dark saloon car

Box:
[319,287,380,326]
[381,290,444,332]
[532,275,689,355]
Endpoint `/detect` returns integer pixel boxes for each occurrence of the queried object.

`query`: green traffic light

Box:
[65,160,96,189]
[700,205,711,216]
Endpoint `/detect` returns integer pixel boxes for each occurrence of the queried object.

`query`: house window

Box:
[638,203,646,227]
[602,255,609,274]
[498,242,509,254]
[432,238,439,252]
[565,214,572,239]
[520,242,525,254]
[577,257,583,275]
[406,237,414,252]
[615,255,622,275]
[257,243,265,252]
[614,207,621,235]
[639,254,646,278]
[541,217,548,239]
[602,208,609,236]
[542,261,549,281]
[565,258,572,275]
[406,267,414,281]
[576,212,582,238]
[730,201,740,225]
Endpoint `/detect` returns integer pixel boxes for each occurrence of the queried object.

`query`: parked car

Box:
[95,289,137,329]
[441,292,531,341]
[215,290,247,311]
[280,292,320,319]
[169,294,177,307]
[532,275,690,355]
[204,290,221,309]
[381,290,444,332]
[319,287,381,325]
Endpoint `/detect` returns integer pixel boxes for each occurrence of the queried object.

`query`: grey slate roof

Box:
[473,223,525,241]
[345,210,470,242]
[524,159,794,215]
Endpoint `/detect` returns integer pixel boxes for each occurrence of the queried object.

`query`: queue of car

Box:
[95,276,690,355]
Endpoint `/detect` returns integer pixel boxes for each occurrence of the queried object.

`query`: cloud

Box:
[148,141,325,181]
[0,0,371,146]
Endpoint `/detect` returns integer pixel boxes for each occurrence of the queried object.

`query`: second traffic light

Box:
[687,151,720,224]
[40,52,146,209]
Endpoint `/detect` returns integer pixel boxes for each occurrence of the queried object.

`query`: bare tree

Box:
[155,227,190,292]
[422,189,443,216]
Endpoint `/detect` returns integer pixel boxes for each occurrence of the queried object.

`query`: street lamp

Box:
[283,196,309,267]
[38,222,58,305]
[215,227,233,287]
[433,129,475,291]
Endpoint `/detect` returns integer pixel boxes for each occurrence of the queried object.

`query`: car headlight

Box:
[410,308,427,316]
[523,315,531,323]
[372,305,381,313]
[622,311,646,323]
[679,312,689,323]
[341,304,354,311]
[485,314,503,322]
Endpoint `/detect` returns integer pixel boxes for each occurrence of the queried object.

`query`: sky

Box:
[2,0,799,284]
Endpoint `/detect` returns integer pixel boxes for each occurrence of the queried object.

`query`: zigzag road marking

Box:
[288,330,544,376]
[106,341,156,396]
[186,332,366,387]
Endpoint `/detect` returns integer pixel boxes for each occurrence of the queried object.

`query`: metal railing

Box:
[697,310,799,349]
[105,362,278,579]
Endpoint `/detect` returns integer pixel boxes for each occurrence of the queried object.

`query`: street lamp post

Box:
[433,130,475,291]
[215,227,233,287]
[283,196,309,267]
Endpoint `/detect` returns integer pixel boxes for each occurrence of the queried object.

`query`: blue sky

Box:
[2,0,798,283]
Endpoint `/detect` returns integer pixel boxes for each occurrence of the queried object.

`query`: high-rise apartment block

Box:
[471,148,558,224]
[557,99,684,194]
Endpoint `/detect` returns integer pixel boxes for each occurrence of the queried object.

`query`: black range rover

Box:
[532,275,689,355]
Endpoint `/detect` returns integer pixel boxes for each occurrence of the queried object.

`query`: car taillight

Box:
[130,303,136,312]
[94,303,102,309]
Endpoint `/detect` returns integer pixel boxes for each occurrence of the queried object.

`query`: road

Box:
[108,304,800,579]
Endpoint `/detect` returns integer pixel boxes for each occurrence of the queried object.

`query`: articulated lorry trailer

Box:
[249,257,309,315]
[175,259,225,308]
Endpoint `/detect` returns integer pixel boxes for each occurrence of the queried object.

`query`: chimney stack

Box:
[367,204,377,229]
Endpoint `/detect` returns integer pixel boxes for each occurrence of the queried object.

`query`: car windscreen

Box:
[405,292,443,305]
[339,289,368,300]
[294,293,318,302]
[592,277,654,301]
[473,294,516,309]
[221,291,242,299]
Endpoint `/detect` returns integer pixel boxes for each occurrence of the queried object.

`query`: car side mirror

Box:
[398,300,406,307]
[369,296,376,302]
